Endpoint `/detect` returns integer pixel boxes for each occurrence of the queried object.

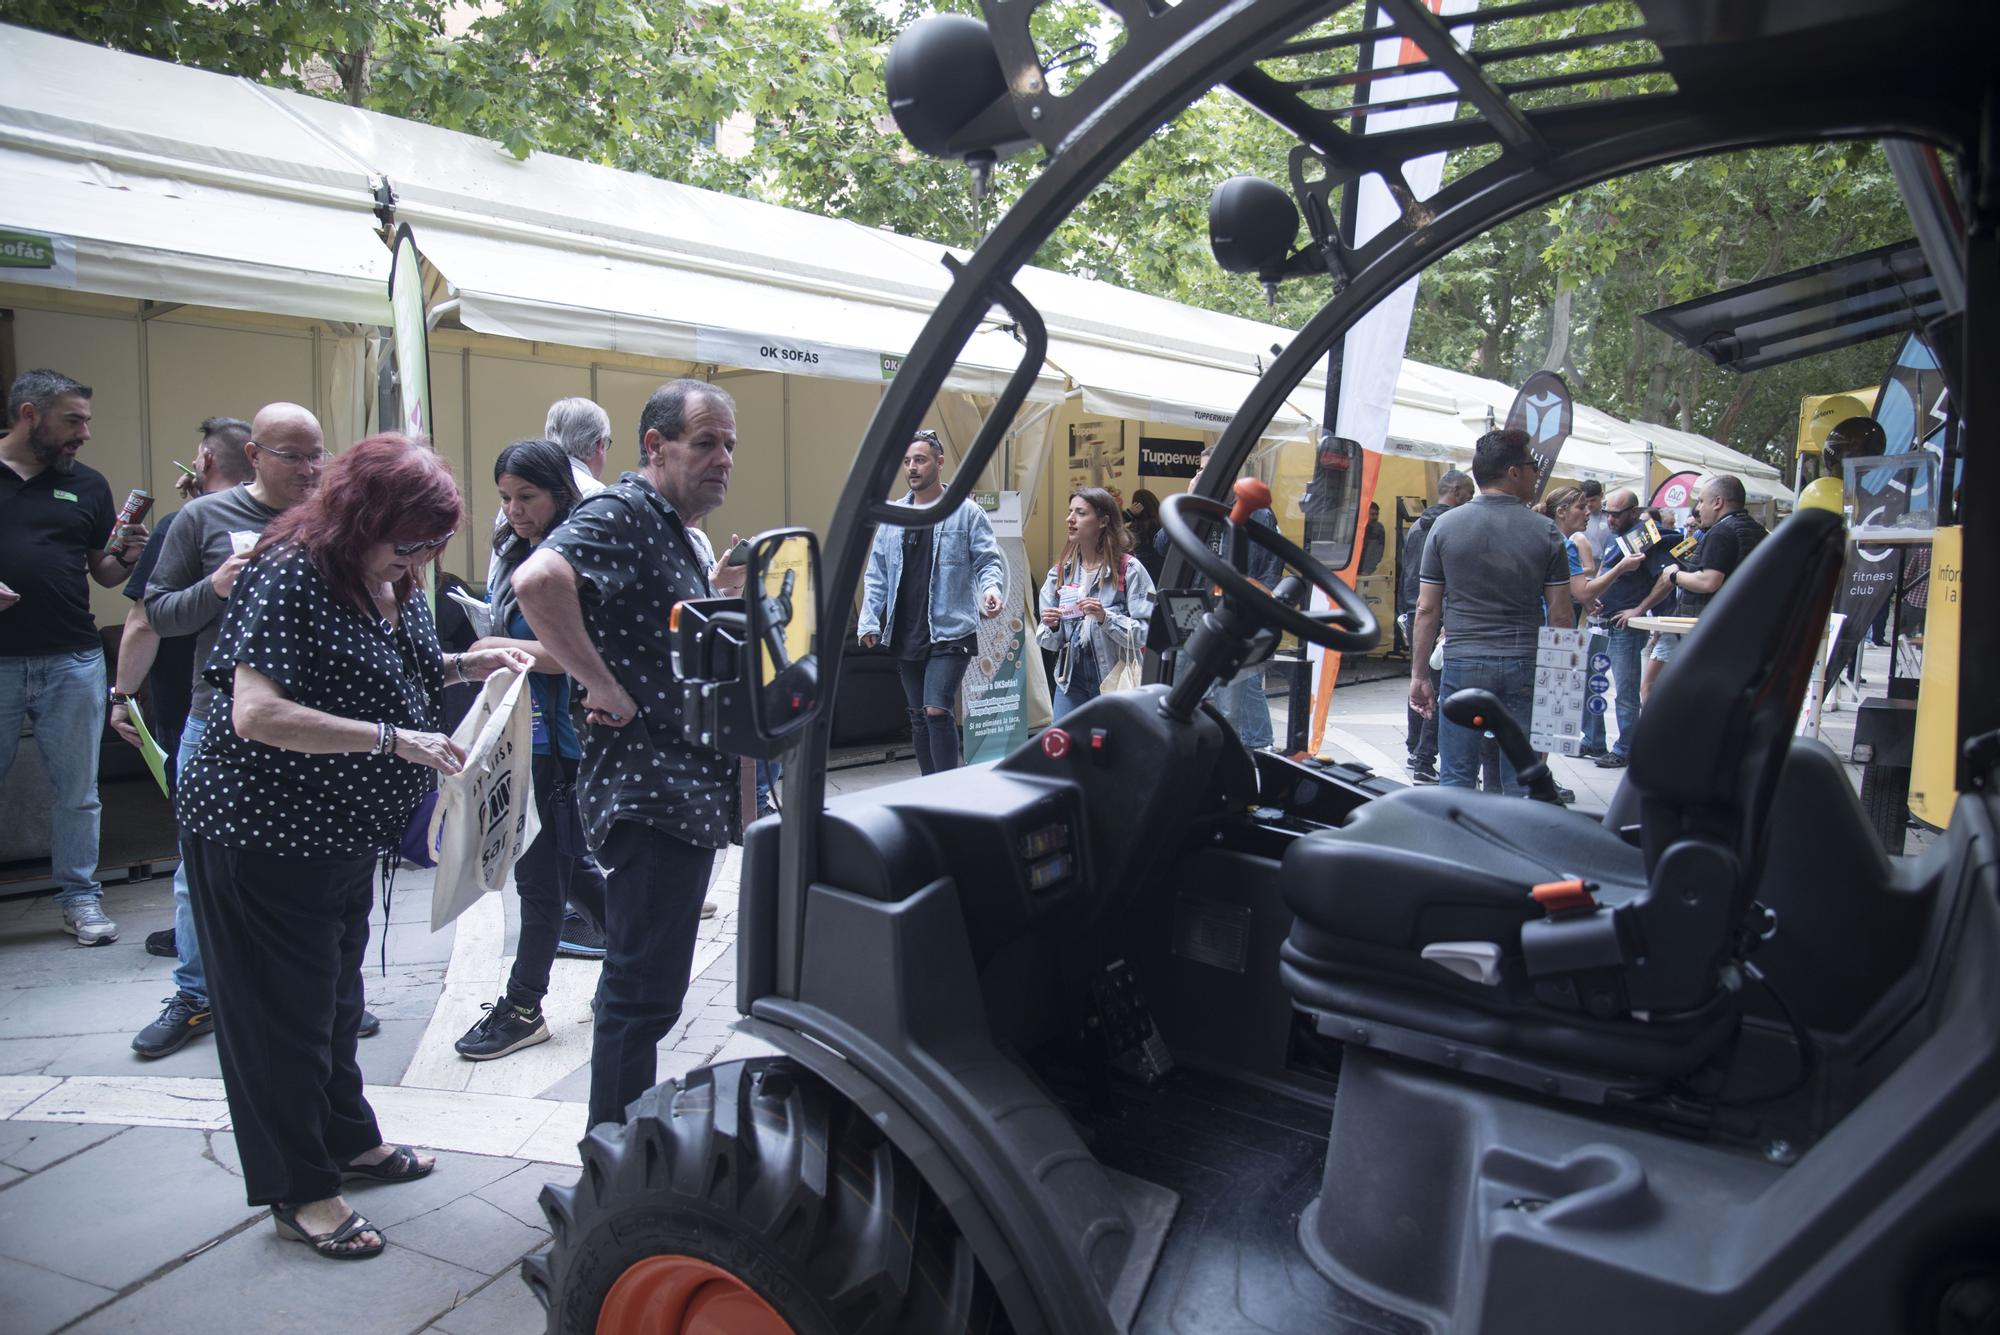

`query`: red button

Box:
[1041,728,1072,760]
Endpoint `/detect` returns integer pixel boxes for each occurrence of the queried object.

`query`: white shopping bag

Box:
[429,669,541,931]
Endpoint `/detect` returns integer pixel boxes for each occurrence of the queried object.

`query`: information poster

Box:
[1067,419,1127,500]
[1531,626,1591,756]
[961,491,1034,764]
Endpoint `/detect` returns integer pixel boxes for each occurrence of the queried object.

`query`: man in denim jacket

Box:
[858,431,1005,773]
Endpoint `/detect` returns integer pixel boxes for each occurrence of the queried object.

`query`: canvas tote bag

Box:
[429,668,541,930]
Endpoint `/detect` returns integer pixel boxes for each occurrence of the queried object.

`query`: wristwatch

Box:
[108,689,137,705]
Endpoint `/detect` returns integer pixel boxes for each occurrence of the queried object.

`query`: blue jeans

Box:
[1211,667,1274,748]
[1438,654,1536,796]
[1052,642,1103,722]
[0,651,107,907]
[898,652,971,773]
[1606,624,1647,757]
[172,715,209,1004]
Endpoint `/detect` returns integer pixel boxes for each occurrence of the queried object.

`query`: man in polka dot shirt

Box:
[513,379,747,1130]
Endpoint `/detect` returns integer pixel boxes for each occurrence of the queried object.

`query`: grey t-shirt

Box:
[1419,491,1569,659]
[143,485,282,724]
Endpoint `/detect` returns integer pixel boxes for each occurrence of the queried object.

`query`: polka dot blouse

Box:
[178,546,444,858]
[541,472,735,853]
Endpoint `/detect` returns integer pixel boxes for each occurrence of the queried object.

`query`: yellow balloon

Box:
[1797,476,1845,514]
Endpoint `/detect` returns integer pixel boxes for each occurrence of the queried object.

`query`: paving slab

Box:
[472,1162,576,1232]
[383,1192,549,1275]
[0,979,189,1042]
[0,1035,73,1077]
[0,1120,123,1173]
[334,1148,528,1230]
[66,1216,486,1335]
[430,1268,548,1335]
[0,1125,261,1290]
[0,1252,118,1335]
[46,1024,224,1080]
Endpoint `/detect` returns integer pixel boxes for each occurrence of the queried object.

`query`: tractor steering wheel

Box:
[1158,492,1379,654]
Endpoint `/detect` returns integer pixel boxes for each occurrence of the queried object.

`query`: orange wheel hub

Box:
[597,1254,798,1335]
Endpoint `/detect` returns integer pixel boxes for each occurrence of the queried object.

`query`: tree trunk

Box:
[1713,371,1759,445]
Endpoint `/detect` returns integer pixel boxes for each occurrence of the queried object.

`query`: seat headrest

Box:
[1627,509,1844,812]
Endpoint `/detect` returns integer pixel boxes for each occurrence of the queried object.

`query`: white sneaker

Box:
[62,900,119,946]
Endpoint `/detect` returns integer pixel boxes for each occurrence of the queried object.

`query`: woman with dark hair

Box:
[1124,487,1165,580]
[176,434,533,1260]
[1037,486,1157,720]
[452,438,610,1061]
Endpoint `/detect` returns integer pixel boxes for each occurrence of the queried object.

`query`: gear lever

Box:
[1441,688,1564,805]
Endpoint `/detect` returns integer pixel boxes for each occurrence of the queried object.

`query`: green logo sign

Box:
[0,229,58,270]
[972,489,1000,512]
[53,489,79,502]
[880,353,903,380]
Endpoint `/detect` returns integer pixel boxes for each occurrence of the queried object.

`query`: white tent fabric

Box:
[0,22,1778,483]
[1622,419,1790,501]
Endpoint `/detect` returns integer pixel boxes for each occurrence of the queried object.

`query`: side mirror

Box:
[1300,433,1363,571]
[744,529,821,744]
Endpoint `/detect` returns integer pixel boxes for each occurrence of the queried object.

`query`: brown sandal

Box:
[271,1203,384,1260]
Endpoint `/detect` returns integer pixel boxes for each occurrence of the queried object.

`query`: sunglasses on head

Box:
[392,530,455,556]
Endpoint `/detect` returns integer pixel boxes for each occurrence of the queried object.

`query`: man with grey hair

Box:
[0,369,149,945]
[543,396,611,494]
[1400,467,1473,783]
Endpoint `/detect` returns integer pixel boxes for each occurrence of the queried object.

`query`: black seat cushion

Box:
[1281,786,1644,953]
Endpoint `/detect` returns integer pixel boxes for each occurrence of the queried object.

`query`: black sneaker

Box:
[455,995,550,1061]
[144,928,178,959]
[1579,744,1610,759]
[1594,752,1629,769]
[132,992,213,1059]
[1556,786,1577,805]
[556,911,606,959]
[358,1009,382,1038]
[1409,761,1440,785]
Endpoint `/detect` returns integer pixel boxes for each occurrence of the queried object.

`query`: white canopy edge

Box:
[0,144,390,325]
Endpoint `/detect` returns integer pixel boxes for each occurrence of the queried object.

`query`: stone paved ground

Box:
[0,647,1907,1333]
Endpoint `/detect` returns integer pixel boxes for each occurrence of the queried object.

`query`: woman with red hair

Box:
[177,434,532,1260]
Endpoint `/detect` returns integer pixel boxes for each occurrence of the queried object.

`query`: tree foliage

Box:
[5,0,1914,467]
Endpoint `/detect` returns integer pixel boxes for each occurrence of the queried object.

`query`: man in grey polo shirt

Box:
[1409,428,1574,795]
[126,402,324,1059]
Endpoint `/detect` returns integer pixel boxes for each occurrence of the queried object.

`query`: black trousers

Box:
[184,836,382,1207]
[507,752,609,1010]
[587,820,715,1128]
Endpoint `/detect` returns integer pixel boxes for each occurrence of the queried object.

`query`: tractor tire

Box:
[523,1056,1010,1335]
[1860,762,1910,855]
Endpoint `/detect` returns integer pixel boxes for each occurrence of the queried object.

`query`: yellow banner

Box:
[1908,526,1960,829]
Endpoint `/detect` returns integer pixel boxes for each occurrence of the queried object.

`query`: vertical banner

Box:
[1504,370,1574,500]
[387,223,433,443]
[962,491,1034,763]
[1307,0,1479,758]
[1824,331,1948,691]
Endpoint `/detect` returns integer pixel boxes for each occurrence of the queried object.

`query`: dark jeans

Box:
[184,837,382,1206]
[1606,623,1647,757]
[588,820,716,1128]
[1439,654,1536,796]
[1406,659,1441,765]
[897,651,971,774]
[507,752,609,1011]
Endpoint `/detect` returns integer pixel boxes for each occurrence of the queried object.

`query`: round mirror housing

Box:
[1209,174,1302,278]
[886,14,1015,160]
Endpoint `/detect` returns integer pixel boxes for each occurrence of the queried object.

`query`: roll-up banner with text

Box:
[961,491,1043,763]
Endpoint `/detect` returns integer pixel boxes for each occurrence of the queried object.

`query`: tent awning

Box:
[414,220,1054,400]
[1044,335,1322,440]
[0,146,389,325]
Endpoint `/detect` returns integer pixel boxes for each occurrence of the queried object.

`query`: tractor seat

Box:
[1279,509,1847,1096]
